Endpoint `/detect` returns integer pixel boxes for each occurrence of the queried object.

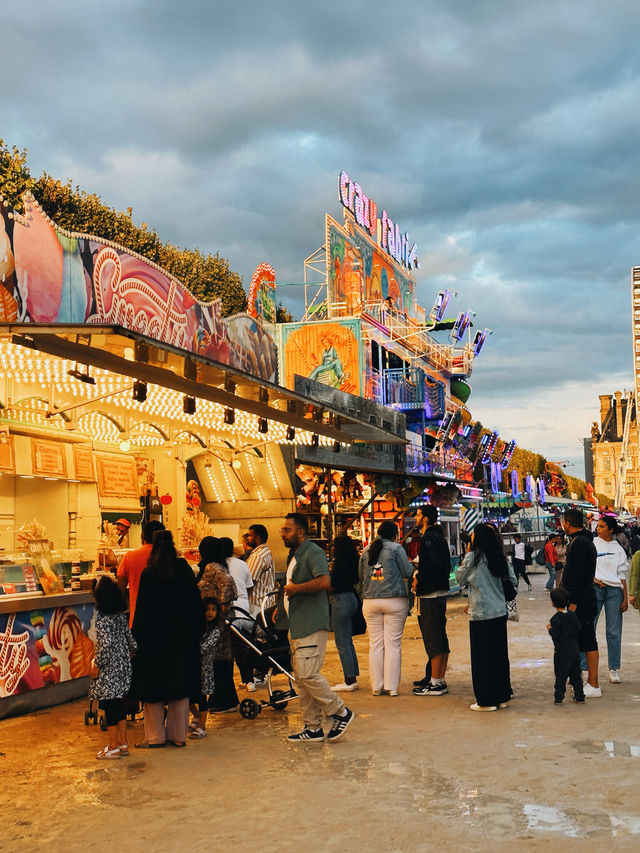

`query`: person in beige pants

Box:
[278,513,355,744]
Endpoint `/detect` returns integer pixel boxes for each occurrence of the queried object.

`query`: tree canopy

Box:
[0,140,247,316]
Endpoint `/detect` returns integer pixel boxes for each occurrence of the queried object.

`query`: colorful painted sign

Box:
[327,215,416,318]
[0,604,95,697]
[280,319,362,396]
[338,171,419,270]
[248,263,276,324]
[0,193,278,381]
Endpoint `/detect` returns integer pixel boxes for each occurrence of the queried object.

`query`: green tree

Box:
[276,302,294,323]
[0,140,34,209]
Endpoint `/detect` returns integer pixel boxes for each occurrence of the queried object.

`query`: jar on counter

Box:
[71,561,82,591]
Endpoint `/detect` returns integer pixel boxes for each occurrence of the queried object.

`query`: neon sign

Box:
[338,171,419,270]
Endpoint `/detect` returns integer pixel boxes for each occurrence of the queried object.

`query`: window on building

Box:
[604,478,612,493]
[603,456,611,472]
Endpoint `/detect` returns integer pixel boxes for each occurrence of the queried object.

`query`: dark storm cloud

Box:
[4,0,640,474]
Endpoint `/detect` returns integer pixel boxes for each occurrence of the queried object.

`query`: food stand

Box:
[0,191,404,717]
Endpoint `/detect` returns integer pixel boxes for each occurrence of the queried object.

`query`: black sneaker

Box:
[287,727,325,743]
[413,677,430,688]
[326,708,354,742]
[573,697,585,703]
[554,699,563,704]
[413,681,448,696]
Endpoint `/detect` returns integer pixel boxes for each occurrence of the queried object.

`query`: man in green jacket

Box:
[280,512,354,743]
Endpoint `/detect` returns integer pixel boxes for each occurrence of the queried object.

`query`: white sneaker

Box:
[470,703,498,711]
[584,682,602,698]
[609,669,621,683]
[331,682,359,692]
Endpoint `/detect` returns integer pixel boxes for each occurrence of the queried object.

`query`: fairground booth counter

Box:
[0,192,403,718]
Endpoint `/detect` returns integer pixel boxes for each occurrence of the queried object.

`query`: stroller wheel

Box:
[270,690,289,711]
[99,715,107,732]
[84,710,91,725]
[239,699,260,720]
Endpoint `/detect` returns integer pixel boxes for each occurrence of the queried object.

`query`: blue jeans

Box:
[331,592,360,680]
[594,584,623,671]
[545,562,556,591]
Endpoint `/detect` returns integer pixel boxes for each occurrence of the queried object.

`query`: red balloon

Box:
[160,494,172,505]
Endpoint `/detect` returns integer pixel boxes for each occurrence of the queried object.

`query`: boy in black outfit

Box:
[547,587,585,704]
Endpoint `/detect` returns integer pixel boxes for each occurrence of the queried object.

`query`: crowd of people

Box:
[87,505,640,758]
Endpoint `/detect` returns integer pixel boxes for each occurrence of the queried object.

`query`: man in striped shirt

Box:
[246,524,276,615]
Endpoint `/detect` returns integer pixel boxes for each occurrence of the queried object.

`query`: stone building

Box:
[591,391,639,511]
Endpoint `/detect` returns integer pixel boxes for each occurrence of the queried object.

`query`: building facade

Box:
[591,391,639,511]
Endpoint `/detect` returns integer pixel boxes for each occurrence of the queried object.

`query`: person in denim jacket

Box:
[359,521,413,696]
[456,523,517,712]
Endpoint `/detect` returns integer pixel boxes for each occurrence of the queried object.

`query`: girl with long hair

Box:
[455,523,517,711]
[89,575,137,759]
[196,536,239,713]
[359,521,413,696]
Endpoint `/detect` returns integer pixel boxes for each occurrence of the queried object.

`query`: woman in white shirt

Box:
[592,516,629,683]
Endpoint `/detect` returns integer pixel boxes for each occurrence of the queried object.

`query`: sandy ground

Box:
[3,573,640,853]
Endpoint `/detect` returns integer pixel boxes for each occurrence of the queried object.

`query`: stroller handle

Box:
[260,589,279,629]
[227,605,253,621]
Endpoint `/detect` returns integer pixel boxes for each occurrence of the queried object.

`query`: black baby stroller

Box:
[227,591,297,720]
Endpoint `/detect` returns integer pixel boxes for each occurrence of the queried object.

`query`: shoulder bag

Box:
[502,577,519,622]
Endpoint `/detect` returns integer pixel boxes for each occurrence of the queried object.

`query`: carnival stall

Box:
[0,192,403,718]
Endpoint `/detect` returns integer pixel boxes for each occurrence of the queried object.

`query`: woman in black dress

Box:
[132,530,204,747]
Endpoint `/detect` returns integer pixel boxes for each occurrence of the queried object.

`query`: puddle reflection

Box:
[573,739,640,758]
[524,804,580,836]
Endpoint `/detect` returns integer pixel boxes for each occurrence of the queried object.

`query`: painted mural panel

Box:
[0,193,277,380]
[327,215,416,317]
[247,263,276,324]
[281,319,362,396]
[0,604,95,697]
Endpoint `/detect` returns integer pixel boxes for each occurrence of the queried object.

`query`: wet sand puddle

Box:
[263,752,640,839]
[572,739,640,758]
[77,760,171,808]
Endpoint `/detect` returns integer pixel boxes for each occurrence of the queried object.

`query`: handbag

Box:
[506,597,519,622]
[351,592,367,635]
[502,577,519,622]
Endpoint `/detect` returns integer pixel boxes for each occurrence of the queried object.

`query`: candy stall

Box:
[0,191,403,718]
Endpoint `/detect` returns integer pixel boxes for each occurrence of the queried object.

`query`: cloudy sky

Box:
[4,0,640,477]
